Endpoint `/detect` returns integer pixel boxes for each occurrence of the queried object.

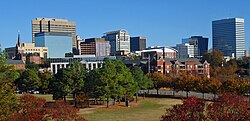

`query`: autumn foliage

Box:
[161,94,250,121]
[10,95,86,121]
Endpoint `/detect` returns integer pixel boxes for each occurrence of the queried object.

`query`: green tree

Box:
[25,62,39,71]
[15,69,41,92]
[38,72,53,94]
[0,49,19,120]
[131,67,153,102]
[50,68,72,101]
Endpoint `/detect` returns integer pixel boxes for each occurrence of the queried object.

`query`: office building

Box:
[182,36,208,57]
[212,18,245,59]
[130,36,146,52]
[79,38,110,57]
[32,18,76,53]
[35,32,72,58]
[47,56,116,74]
[103,30,130,55]
[176,43,195,58]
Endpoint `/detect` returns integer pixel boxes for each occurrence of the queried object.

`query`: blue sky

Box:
[0,0,250,50]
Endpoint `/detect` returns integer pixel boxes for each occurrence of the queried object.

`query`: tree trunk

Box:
[202,93,205,99]
[157,89,159,95]
[172,89,175,96]
[106,97,109,108]
[143,92,146,99]
[74,92,77,107]
[118,98,121,104]
[94,98,97,105]
[113,99,116,105]
[64,95,66,101]
[136,92,138,103]
[186,91,188,98]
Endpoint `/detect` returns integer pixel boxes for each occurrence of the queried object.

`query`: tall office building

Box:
[130,36,146,52]
[32,18,76,53]
[212,18,245,59]
[35,32,72,58]
[79,38,110,56]
[182,36,208,58]
[103,30,130,55]
[176,43,195,58]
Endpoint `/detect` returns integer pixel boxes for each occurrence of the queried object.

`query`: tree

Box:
[15,69,41,92]
[0,50,19,120]
[147,72,167,95]
[174,73,196,98]
[194,76,210,99]
[161,97,206,121]
[50,68,72,101]
[38,72,53,94]
[207,94,250,121]
[202,49,223,67]
[131,67,153,102]
[207,77,221,99]
[10,94,87,121]
[25,62,39,71]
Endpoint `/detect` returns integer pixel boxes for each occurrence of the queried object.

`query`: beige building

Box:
[32,18,76,52]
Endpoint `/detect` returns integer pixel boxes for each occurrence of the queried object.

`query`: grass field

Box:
[16,94,182,121]
[80,97,182,121]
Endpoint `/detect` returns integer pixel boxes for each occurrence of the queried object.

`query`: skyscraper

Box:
[79,38,110,56]
[212,18,245,59]
[35,32,72,58]
[130,36,146,52]
[32,18,76,53]
[103,30,130,55]
[182,36,208,58]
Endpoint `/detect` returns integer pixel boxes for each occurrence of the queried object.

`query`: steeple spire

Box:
[17,30,21,47]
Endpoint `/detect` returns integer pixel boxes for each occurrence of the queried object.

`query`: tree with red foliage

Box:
[161,97,206,121]
[207,93,250,121]
[162,94,250,121]
[10,95,86,121]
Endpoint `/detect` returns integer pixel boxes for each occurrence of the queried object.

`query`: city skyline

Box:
[0,0,250,51]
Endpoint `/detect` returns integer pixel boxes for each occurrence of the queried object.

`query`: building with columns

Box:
[47,56,116,74]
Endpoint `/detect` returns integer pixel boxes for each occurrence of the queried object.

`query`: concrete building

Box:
[103,30,130,55]
[5,32,48,59]
[176,43,195,58]
[79,38,110,57]
[130,36,146,52]
[47,56,116,74]
[212,18,245,59]
[182,36,208,58]
[35,32,72,58]
[32,18,76,53]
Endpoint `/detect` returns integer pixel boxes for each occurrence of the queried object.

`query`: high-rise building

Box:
[79,38,110,56]
[130,36,146,52]
[103,30,130,55]
[182,36,208,57]
[32,18,76,53]
[176,43,195,58]
[35,32,72,58]
[212,18,245,59]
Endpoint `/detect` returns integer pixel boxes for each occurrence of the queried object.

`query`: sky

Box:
[0,0,250,51]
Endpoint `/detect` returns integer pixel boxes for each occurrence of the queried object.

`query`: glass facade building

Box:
[212,18,245,59]
[130,36,146,52]
[182,36,208,58]
[35,32,72,58]
[103,30,130,55]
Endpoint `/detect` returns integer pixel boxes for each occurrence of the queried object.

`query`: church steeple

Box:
[17,31,21,47]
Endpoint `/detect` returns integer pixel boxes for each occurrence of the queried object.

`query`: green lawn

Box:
[80,98,182,121]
